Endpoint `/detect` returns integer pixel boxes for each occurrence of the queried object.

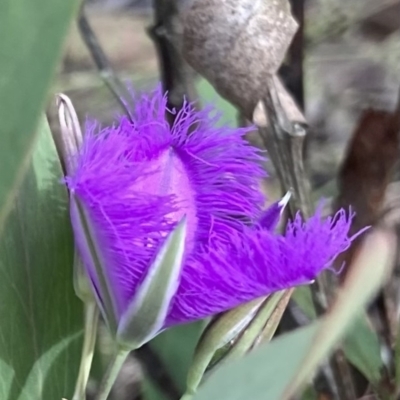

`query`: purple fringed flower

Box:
[66,87,358,332]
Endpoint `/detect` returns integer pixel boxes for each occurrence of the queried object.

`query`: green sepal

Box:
[117,216,187,349]
[183,297,266,398]
[70,195,119,334]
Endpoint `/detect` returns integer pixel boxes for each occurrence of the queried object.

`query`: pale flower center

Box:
[131,148,198,251]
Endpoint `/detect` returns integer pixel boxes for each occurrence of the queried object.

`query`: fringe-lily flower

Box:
[65,87,358,347]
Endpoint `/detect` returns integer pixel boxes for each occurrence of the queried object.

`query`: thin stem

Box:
[77,5,134,121]
[73,302,100,400]
[96,348,130,400]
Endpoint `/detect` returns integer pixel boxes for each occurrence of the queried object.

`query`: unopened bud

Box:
[55,93,83,175]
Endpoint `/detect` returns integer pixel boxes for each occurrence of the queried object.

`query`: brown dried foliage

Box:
[334,99,400,276]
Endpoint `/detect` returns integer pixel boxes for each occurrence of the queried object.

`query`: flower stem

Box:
[180,392,194,400]
[96,347,130,400]
[72,301,99,400]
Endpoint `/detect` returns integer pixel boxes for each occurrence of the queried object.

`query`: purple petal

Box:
[259,191,291,230]
[166,207,356,326]
[66,86,266,319]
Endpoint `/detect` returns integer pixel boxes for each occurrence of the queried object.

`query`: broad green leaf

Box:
[343,315,383,386]
[292,285,316,319]
[0,0,79,228]
[0,117,83,400]
[22,333,81,397]
[294,272,384,386]
[0,360,14,398]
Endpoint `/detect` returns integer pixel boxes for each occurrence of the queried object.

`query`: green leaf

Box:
[292,285,316,319]
[0,117,83,400]
[294,286,384,385]
[343,315,383,386]
[0,0,78,227]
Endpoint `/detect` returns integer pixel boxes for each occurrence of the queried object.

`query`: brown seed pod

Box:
[182,0,298,118]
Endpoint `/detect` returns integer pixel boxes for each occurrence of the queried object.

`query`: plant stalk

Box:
[77,4,134,120]
[72,301,99,400]
[96,347,130,400]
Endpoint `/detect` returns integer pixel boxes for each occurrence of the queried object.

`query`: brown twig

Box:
[148,0,198,125]
[259,79,312,218]
[77,4,134,121]
[279,0,305,109]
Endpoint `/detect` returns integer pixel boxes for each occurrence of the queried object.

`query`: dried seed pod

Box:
[183,0,298,118]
